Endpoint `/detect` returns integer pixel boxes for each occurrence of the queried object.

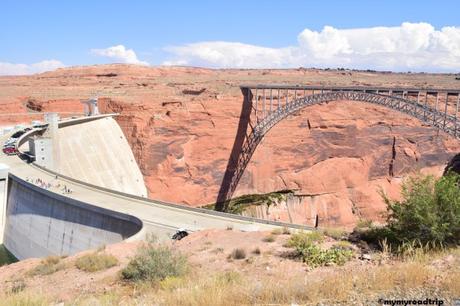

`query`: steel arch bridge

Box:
[215,85,460,211]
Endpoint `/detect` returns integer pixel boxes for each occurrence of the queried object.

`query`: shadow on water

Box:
[0,244,17,266]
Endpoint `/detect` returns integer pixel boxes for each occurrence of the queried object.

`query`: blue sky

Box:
[1,0,460,74]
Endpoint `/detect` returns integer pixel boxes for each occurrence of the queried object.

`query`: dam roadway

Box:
[0,114,310,260]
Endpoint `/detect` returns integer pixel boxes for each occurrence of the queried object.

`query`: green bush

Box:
[286,232,352,267]
[379,173,460,248]
[285,231,323,248]
[75,252,118,272]
[289,238,352,267]
[121,244,188,283]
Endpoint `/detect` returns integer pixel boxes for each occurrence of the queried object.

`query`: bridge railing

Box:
[244,86,460,139]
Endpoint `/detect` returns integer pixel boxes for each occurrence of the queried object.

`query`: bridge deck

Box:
[240,85,460,93]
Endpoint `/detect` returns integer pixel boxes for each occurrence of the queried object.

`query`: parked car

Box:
[11,130,26,138]
[2,146,18,155]
[172,228,189,240]
[3,138,15,146]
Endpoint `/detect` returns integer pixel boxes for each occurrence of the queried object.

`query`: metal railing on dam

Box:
[1,114,313,260]
[215,85,460,210]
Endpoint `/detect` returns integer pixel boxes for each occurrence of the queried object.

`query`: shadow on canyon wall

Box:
[215,88,253,211]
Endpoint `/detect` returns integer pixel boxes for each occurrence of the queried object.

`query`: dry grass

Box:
[1,292,48,306]
[322,227,346,240]
[4,247,459,306]
[136,259,443,306]
[262,235,276,243]
[285,231,324,247]
[27,256,65,276]
[442,271,460,295]
[75,252,118,272]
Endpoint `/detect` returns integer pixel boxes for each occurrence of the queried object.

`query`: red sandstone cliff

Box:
[0,65,458,228]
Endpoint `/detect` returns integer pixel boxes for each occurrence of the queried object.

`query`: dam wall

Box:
[1,114,312,260]
[3,174,142,260]
[0,164,8,244]
[56,116,148,197]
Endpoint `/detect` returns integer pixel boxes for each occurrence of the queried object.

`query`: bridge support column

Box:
[455,94,459,136]
[434,94,439,125]
[255,88,258,123]
[444,93,449,129]
[416,91,420,117]
[0,163,9,244]
[263,89,266,119]
[424,92,428,121]
[270,89,273,113]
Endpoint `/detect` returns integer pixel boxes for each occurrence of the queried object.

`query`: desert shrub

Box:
[285,231,323,248]
[230,248,246,260]
[28,256,64,276]
[334,240,354,251]
[282,226,291,235]
[121,244,188,283]
[356,219,373,229]
[322,227,346,240]
[287,232,352,267]
[292,242,353,267]
[271,228,283,235]
[262,235,276,242]
[212,247,224,254]
[10,279,26,294]
[252,247,261,255]
[370,173,460,249]
[75,252,118,272]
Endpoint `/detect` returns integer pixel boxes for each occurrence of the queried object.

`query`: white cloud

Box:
[164,42,294,68]
[0,60,65,76]
[163,22,460,72]
[91,45,149,66]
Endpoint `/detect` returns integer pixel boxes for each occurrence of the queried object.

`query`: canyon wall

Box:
[102,97,458,228]
[1,65,459,228]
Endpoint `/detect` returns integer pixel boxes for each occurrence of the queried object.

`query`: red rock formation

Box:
[1,65,459,228]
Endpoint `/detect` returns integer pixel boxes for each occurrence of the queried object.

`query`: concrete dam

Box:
[0,113,308,260]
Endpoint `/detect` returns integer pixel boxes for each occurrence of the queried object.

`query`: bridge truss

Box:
[215,85,460,210]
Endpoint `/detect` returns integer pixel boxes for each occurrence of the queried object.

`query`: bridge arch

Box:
[215,86,460,210]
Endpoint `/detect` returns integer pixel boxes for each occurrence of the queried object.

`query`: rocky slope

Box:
[1,229,459,305]
[0,64,458,228]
